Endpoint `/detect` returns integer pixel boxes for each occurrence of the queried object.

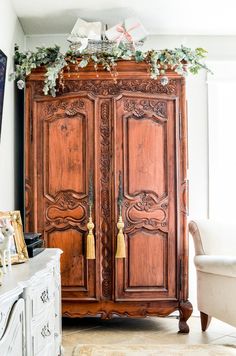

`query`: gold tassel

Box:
[86,216,95,259]
[86,173,95,259]
[115,215,126,258]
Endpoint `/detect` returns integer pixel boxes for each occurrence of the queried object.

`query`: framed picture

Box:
[0,211,28,265]
[0,50,7,139]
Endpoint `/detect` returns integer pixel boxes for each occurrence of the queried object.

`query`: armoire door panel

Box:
[114,94,178,301]
[126,115,167,195]
[127,230,167,289]
[48,229,86,288]
[45,115,86,196]
[34,96,98,301]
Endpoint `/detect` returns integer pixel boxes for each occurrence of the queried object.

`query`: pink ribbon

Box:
[114,23,140,43]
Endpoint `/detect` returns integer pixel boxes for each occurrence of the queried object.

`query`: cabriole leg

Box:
[178,300,193,333]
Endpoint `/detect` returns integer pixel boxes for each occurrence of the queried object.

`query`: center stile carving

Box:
[100,102,112,299]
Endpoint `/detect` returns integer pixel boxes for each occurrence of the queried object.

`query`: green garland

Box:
[10,43,212,97]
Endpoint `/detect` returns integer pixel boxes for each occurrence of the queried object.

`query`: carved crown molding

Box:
[34,79,177,97]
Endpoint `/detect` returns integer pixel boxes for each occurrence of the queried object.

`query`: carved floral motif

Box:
[124,192,168,233]
[34,79,177,97]
[45,191,87,230]
[124,99,167,119]
[42,99,85,118]
[63,305,178,319]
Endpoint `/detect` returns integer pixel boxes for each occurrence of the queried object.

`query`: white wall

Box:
[25,34,236,313]
[0,0,25,211]
[208,61,236,220]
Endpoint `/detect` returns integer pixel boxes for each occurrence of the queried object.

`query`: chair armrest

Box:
[189,219,236,255]
[189,221,205,255]
[194,255,236,278]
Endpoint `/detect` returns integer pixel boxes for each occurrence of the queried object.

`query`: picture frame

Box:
[0,50,7,139]
[0,211,28,265]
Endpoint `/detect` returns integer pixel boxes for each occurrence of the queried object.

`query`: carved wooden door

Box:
[32,95,99,301]
[114,93,179,301]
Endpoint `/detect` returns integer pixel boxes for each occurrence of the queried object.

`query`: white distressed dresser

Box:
[0,249,62,356]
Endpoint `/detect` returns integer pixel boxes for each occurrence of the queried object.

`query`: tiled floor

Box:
[62,315,236,355]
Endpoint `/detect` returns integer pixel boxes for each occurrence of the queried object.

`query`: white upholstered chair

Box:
[189,220,236,331]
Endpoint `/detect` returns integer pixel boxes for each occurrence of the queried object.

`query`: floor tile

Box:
[62,315,236,355]
[210,335,236,344]
[203,318,236,335]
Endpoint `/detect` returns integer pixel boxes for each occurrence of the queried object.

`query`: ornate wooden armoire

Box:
[24,61,192,333]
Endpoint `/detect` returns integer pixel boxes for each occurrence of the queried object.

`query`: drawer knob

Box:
[40,289,49,303]
[41,322,51,338]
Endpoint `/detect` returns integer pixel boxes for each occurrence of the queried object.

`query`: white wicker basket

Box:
[69,39,144,54]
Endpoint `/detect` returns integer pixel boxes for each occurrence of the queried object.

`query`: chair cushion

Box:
[194,255,236,277]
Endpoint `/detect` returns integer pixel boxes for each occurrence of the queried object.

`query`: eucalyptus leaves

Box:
[10,44,211,97]
[10,45,67,97]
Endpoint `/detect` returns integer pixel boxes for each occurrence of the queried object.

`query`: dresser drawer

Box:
[0,295,18,340]
[31,273,55,318]
[0,298,25,356]
[32,306,55,356]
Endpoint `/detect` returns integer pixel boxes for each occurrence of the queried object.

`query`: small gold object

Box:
[116,215,126,258]
[115,172,126,258]
[86,215,95,259]
[86,174,95,259]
